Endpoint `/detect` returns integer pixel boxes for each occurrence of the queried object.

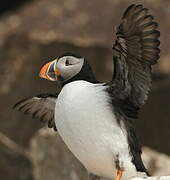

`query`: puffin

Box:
[13,4,160,180]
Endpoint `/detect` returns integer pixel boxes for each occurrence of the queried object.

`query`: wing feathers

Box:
[13,94,58,131]
[110,4,160,109]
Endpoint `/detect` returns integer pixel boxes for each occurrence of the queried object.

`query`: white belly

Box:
[55,81,136,179]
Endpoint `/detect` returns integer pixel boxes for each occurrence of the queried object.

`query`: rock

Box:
[142,147,170,176]
[0,142,33,180]
[131,176,170,180]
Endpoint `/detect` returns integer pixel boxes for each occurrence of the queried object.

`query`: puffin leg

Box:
[115,169,124,180]
[114,154,124,180]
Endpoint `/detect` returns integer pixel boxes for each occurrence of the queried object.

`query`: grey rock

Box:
[0,142,33,180]
[142,147,170,176]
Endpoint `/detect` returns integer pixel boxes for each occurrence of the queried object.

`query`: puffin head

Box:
[39,53,97,84]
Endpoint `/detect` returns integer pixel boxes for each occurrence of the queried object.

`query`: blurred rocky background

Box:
[0,0,170,180]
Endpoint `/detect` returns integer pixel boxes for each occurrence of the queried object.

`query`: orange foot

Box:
[115,170,124,180]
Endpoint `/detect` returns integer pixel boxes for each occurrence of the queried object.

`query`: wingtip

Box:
[12,103,17,109]
[12,97,32,111]
[122,4,149,20]
[13,101,21,109]
[123,4,136,18]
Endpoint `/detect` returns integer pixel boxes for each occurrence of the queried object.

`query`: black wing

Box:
[107,4,160,174]
[108,4,160,114]
[13,93,58,131]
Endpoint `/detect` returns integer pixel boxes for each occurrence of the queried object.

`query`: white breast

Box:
[55,80,136,179]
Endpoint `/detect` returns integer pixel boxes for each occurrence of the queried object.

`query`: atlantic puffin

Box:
[14,4,160,180]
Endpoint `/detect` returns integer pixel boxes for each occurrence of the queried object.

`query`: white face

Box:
[55,56,84,82]
[39,55,84,82]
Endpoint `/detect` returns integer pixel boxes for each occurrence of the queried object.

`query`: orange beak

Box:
[39,60,61,81]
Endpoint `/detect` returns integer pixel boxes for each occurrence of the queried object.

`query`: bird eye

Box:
[65,59,70,66]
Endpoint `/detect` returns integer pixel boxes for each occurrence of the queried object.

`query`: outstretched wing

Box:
[108,4,160,113]
[13,93,58,131]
